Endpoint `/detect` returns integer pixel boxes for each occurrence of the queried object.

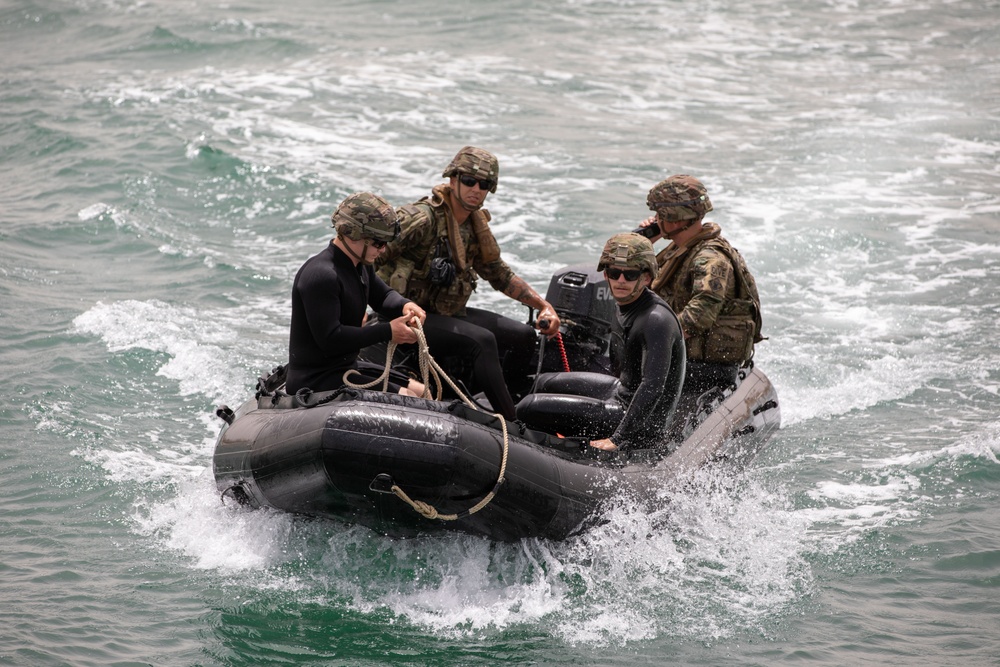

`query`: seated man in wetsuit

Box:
[515,233,686,451]
[375,147,561,420]
[285,192,427,396]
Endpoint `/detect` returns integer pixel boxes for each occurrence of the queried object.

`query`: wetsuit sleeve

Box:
[297,263,392,354]
[611,308,681,445]
[367,268,409,319]
[678,246,733,334]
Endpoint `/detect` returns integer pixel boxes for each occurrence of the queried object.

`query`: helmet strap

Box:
[453,177,483,212]
[621,278,645,304]
[357,240,377,265]
[338,236,375,265]
[608,270,648,305]
[663,217,699,239]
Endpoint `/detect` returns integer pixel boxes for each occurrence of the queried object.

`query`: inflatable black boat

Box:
[212,266,781,541]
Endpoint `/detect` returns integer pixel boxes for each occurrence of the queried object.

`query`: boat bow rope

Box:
[344,320,510,522]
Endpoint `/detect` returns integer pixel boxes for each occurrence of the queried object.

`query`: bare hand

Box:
[536,305,561,337]
[638,216,663,241]
[389,314,419,344]
[589,438,618,451]
[402,302,426,327]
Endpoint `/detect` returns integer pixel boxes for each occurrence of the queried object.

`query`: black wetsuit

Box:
[286,242,409,394]
[515,288,686,449]
[418,308,535,420]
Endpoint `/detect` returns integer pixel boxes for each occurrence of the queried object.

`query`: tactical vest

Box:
[656,235,764,365]
[378,199,502,317]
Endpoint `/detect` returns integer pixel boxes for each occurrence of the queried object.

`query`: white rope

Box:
[343,319,510,522]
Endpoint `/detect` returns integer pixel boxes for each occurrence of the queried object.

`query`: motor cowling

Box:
[540,265,616,374]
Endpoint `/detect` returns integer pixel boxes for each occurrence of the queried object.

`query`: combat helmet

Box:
[597,232,658,280]
[646,174,713,222]
[442,146,499,193]
[331,192,400,243]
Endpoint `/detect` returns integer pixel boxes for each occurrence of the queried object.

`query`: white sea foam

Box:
[291,469,812,645]
[793,418,1000,561]
[872,422,1000,469]
[50,0,1000,646]
[77,202,115,220]
[77,55,611,287]
[92,462,809,644]
[140,470,300,572]
[72,299,282,406]
[73,402,301,573]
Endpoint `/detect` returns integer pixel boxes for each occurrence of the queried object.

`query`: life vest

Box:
[653,225,763,365]
[377,187,504,317]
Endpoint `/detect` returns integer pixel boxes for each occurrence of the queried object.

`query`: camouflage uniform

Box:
[650,222,762,365]
[375,183,514,316]
[373,148,537,419]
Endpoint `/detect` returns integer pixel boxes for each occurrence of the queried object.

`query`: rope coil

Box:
[344,319,510,522]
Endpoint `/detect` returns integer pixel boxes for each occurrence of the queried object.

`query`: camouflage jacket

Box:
[375,184,515,316]
[650,222,763,364]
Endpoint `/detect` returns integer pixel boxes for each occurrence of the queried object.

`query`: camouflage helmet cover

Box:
[597,232,658,279]
[331,192,400,243]
[442,146,499,193]
[646,174,713,222]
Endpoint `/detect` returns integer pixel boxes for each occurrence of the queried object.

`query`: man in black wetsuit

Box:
[515,233,686,451]
[286,192,427,396]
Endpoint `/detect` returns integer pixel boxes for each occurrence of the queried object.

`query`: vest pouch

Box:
[700,315,755,364]
[387,258,415,294]
[435,272,476,316]
[398,281,428,307]
[429,257,456,287]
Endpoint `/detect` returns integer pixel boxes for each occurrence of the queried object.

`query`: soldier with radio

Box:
[636,175,764,406]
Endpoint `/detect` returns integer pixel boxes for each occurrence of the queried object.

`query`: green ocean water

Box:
[3,0,1000,665]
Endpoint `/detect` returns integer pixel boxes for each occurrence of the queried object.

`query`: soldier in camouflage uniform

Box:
[375,147,561,420]
[286,192,427,396]
[515,233,686,451]
[638,175,764,409]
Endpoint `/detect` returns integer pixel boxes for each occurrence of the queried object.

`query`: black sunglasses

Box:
[458,174,496,191]
[605,267,642,281]
[368,238,388,249]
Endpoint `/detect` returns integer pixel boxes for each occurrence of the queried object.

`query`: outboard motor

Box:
[358,264,618,399]
[539,265,616,375]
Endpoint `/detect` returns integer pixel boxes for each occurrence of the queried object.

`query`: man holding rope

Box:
[285,192,426,396]
[376,146,560,419]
